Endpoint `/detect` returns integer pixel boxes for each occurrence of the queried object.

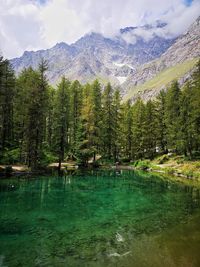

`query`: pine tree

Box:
[190,60,200,153]
[121,100,133,161]
[180,82,194,157]
[165,81,181,152]
[102,83,114,159]
[0,58,15,155]
[112,88,122,161]
[90,79,102,161]
[14,65,49,170]
[75,118,92,166]
[155,90,167,154]
[70,80,83,153]
[144,100,157,159]
[38,59,49,150]
[46,86,55,150]
[132,98,146,159]
[53,77,70,170]
[75,84,94,166]
[14,68,31,162]
[25,68,42,169]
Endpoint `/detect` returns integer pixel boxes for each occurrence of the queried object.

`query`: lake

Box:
[0,169,200,267]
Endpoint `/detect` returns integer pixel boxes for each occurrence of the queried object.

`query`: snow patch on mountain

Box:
[116,76,127,84]
[114,62,135,70]
[10,20,183,85]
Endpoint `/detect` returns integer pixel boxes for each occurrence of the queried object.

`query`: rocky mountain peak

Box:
[53,42,70,49]
[9,17,199,93]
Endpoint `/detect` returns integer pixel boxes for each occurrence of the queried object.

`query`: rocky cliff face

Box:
[10,23,176,86]
[10,17,200,100]
[124,16,200,100]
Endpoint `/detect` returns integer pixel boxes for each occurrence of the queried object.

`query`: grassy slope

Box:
[133,155,200,182]
[124,58,198,101]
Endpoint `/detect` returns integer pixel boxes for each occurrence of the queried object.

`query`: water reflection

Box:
[0,170,200,267]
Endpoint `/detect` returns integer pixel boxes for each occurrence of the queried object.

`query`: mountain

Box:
[10,17,200,100]
[124,16,200,101]
[10,23,176,86]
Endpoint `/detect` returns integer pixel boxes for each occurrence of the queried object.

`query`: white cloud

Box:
[40,0,90,47]
[0,0,46,58]
[119,0,200,43]
[162,0,200,37]
[0,0,199,58]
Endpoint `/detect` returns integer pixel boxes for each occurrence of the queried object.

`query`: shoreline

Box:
[112,164,200,188]
[0,161,200,188]
[114,164,189,178]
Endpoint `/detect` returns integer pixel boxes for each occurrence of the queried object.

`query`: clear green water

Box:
[0,169,200,267]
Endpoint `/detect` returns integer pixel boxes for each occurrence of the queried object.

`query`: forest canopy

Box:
[0,56,200,170]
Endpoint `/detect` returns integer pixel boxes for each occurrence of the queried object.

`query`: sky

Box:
[0,0,199,59]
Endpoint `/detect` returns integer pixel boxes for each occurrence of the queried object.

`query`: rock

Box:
[124,16,200,101]
[116,232,124,242]
[10,23,176,86]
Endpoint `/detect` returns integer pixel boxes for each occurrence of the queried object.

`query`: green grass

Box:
[124,58,198,101]
[151,155,200,181]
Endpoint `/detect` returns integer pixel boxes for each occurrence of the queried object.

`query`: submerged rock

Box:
[116,232,124,242]
[108,251,131,257]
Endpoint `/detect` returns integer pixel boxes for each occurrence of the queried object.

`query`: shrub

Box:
[192,151,200,159]
[165,167,175,175]
[195,162,200,169]
[133,160,139,167]
[181,164,196,178]
[157,155,169,164]
[99,158,115,166]
[1,148,20,164]
[185,170,194,178]
[136,160,151,171]
[176,158,184,164]
[40,151,57,166]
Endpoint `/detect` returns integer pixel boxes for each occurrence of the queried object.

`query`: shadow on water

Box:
[0,169,200,267]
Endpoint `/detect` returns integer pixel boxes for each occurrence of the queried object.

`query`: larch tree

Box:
[155,90,168,154]
[112,88,122,161]
[165,81,181,153]
[91,79,102,161]
[144,100,157,159]
[132,98,146,159]
[0,58,15,156]
[102,83,114,159]
[53,77,70,171]
[121,100,133,161]
[75,84,94,166]
[70,80,83,153]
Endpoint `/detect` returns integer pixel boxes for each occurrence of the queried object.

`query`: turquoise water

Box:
[0,169,200,267]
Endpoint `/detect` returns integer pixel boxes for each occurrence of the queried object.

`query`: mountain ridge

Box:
[9,17,200,100]
[10,22,177,86]
[124,16,200,100]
